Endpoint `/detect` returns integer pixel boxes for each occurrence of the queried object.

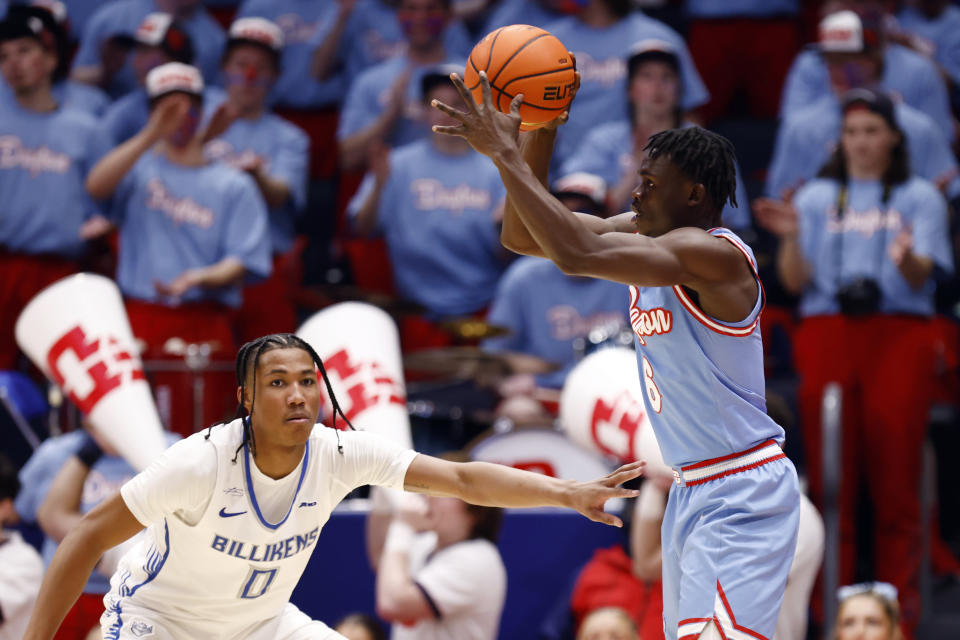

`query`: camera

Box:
[836,278,881,316]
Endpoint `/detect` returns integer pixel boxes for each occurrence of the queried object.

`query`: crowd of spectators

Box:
[2,0,960,639]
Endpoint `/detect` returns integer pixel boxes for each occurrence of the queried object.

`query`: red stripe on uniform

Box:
[673,285,760,337]
[685,453,786,487]
[716,581,771,640]
[712,230,767,315]
[682,440,778,471]
[679,617,713,625]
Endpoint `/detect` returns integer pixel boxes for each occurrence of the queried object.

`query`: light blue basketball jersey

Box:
[627,228,783,468]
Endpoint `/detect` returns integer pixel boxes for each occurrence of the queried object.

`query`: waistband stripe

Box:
[673,441,784,487]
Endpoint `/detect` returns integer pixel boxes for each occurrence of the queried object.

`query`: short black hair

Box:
[643,127,739,211]
[206,333,355,462]
[0,453,20,502]
[1,6,70,82]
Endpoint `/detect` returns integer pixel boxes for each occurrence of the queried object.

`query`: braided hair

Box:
[643,127,739,213]
[205,333,355,462]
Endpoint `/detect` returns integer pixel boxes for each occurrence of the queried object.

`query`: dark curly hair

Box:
[643,127,739,213]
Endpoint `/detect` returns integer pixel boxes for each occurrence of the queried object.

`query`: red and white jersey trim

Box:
[678,617,712,639]
[671,230,764,338]
[713,580,770,640]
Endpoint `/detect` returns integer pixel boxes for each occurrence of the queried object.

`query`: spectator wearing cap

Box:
[204,17,309,343]
[0,453,43,640]
[337,0,467,171]
[234,1,345,181]
[347,69,508,350]
[481,0,563,33]
[483,172,628,424]
[560,39,749,230]
[780,7,954,141]
[766,84,960,202]
[0,3,110,116]
[0,9,111,370]
[755,90,953,635]
[895,0,960,90]
[684,0,800,123]
[85,62,271,435]
[544,0,708,170]
[100,12,226,145]
[70,0,225,99]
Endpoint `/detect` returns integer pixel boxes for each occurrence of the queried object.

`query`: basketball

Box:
[464,24,576,131]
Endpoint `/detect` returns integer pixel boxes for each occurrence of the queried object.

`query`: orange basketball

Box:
[464,24,576,132]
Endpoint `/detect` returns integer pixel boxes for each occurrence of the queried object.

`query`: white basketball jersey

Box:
[103,420,415,639]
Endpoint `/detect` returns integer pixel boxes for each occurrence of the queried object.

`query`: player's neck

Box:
[252,444,306,480]
[14,84,57,113]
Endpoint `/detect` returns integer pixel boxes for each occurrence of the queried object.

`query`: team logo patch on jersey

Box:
[629,306,673,346]
[129,620,154,637]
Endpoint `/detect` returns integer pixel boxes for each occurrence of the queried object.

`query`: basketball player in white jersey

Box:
[23,333,643,640]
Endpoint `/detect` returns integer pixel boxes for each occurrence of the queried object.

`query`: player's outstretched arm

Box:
[403,455,643,527]
[22,493,145,640]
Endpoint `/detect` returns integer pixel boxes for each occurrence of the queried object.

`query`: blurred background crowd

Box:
[1,0,960,639]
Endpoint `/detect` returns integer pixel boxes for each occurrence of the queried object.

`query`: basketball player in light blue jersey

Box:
[432,72,802,640]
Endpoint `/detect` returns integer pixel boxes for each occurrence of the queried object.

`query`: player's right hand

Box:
[146,93,192,141]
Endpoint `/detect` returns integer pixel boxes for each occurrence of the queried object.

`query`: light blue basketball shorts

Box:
[661,440,801,640]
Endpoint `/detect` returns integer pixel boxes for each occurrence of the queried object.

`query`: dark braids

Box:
[204,333,356,462]
[643,127,739,213]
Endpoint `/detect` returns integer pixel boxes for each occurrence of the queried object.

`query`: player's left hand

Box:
[431,71,522,158]
[566,460,645,527]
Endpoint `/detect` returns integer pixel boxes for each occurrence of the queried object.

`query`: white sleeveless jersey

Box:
[104,420,416,639]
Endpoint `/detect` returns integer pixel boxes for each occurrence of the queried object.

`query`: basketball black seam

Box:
[490,33,549,87]
[498,64,576,105]
[484,27,504,74]
[467,55,481,89]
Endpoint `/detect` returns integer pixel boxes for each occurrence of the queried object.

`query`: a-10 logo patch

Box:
[543,82,576,101]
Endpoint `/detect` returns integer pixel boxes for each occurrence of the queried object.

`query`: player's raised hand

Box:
[431,71,522,158]
[566,460,645,528]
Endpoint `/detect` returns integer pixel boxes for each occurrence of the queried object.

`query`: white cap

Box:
[819,10,865,53]
[30,0,67,24]
[146,62,203,99]
[228,17,284,51]
[134,12,174,46]
[553,172,607,207]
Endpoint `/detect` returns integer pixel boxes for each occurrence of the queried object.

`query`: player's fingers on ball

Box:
[478,70,493,109]
[449,73,477,112]
[432,124,466,137]
[431,99,466,121]
[509,94,523,115]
